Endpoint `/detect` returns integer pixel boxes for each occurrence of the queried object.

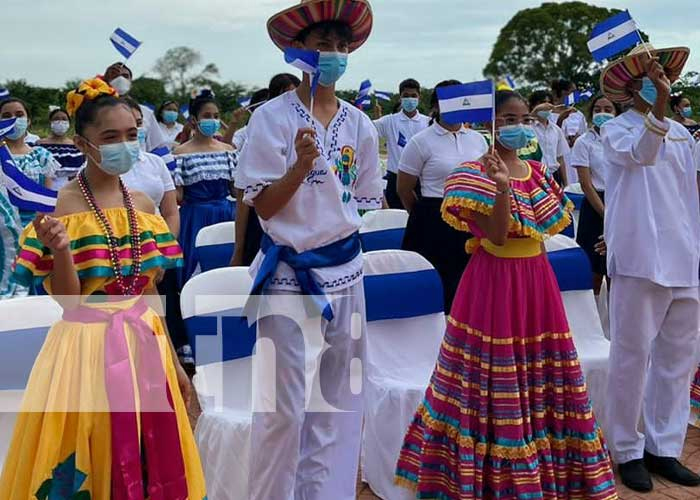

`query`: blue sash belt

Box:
[250,231,362,321]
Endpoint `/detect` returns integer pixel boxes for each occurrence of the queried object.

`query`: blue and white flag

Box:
[398,132,407,148]
[0,144,57,213]
[587,10,640,62]
[436,80,494,125]
[142,102,155,111]
[238,96,252,108]
[564,89,595,106]
[505,75,517,89]
[179,104,189,120]
[355,96,372,110]
[358,79,373,99]
[110,27,142,60]
[0,117,17,138]
[284,48,321,95]
[375,91,393,102]
[0,89,9,100]
[150,146,177,172]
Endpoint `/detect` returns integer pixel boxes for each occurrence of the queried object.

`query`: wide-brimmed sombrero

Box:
[267,0,373,53]
[600,43,690,103]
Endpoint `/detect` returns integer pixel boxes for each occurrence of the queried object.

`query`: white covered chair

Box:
[545,234,610,429]
[564,183,585,237]
[195,221,236,273]
[182,266,255,500]
[361,250,446,500]
[359,209,409,252]
[0,296,62,468]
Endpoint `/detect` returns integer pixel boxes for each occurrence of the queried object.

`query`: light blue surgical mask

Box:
[681,106,693,118]
[318,52,348,87]
[87,140,140,176]
[537,110,552,120]
[639,77,657,106]
[197,118,221,137]
[592,113,615,128]
[6,116,28,140]
[137,127,147,146]
[401,97,419,113]
[162,110,179,124]
[497,124,535,151]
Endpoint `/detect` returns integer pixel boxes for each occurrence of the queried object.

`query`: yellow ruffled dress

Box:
[0,208,207,499]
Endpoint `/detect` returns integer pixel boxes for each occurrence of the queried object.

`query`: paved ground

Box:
[356,425,700,499]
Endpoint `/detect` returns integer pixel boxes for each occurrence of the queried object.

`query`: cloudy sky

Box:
[3,0,699,92]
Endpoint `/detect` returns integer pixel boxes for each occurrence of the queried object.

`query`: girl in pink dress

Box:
[395,90,617,499]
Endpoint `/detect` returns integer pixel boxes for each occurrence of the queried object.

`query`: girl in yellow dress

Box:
[0,79,207,499]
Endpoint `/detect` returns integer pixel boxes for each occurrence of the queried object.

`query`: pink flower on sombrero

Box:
[66,78,119,117]
[267,0,373,53]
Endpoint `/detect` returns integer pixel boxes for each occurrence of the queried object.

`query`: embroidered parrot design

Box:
[334,145,358,203]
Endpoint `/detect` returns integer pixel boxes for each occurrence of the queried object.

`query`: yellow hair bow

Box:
[66,78,119,117]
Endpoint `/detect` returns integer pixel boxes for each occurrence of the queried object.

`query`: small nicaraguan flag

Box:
[238,96,252,108]
[179,104,189,120]
[564,89,595,106]
[375,91,392,102]
[110,27,142,60]
[0,144,57,213]
[358,79,373,99]
[0,89,9,99]
[587,10,640,62]
[284,48,321,95]
[398,132,407,148]
[436,80,494,125]
[150,146,177,172]
[506,75,517,89]
[0,117,17,138]
[355,96,372,110]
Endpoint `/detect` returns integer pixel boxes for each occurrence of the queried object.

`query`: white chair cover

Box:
[361,250,446,500]
[183,267,254,500]
[0,296,62,469]
[564,183,584,235]
[359,209,409,252]
[194,221,236,273]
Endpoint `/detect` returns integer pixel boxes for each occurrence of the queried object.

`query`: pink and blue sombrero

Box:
[600,43,690,103]
[267,0,373,53]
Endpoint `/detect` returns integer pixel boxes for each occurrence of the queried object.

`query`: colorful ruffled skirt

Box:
[396,239,617,499]
[690,365,700,425]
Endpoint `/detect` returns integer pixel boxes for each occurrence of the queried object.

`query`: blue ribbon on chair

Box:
[250,232,362,321]
[547,247,593,292]
[363,269,444,322]
[360,228,406,252]
[197,243,236,272]
[184,307,257,364]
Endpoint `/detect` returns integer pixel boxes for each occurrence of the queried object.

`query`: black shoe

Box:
[618,459,653,492]
[644,451,700,487]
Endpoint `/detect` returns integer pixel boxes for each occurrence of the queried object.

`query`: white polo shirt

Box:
[533,120,570,174]
[398,122,488,198]
[232,126,248,151]
[551,110,588,137]
[603,109,700,287]
[121,152,175,208]
[374,111,430,174]
[236,91,383,292]
[570,129,606,191]
[158,121,184,150]
[140,105,170,152]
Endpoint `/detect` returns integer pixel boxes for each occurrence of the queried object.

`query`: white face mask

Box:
[109,76,132,95]
[50,120,70,136]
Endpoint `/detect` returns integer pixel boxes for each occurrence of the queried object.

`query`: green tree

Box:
[153,46,220,98]
[130,77,168,108]
[483,2,647,89]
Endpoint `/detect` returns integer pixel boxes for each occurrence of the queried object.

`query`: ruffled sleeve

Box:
[13,209,184,290]
[441,161,496,233]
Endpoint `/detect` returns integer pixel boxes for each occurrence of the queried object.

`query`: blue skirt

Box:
[178,198,235,286]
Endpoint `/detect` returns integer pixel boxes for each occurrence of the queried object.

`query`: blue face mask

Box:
[6,116,28,140]
[496,124,535,151]
[137,127,147,146]
[401,97,419,113]
[681,107,693,118]
[592,113,615,128]
[536,110,552,120]
[162,110,179,124]
[318,52,348,87]
[639,77,657,105]
[88,140,140,176]
[197,118,221,137]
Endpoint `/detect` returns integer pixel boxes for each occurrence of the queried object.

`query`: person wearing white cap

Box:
[601,42,700,492]
[235,1,381,499]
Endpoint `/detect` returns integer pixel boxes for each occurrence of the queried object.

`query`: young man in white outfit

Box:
[601,43,700,493]
[373,78,430,208]
[235,1,382,498]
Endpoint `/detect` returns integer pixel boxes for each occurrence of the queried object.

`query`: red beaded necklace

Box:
[77,170,142,295]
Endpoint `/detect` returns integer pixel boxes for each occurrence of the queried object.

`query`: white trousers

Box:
[248,282,366,500]
[605,275,699,463]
